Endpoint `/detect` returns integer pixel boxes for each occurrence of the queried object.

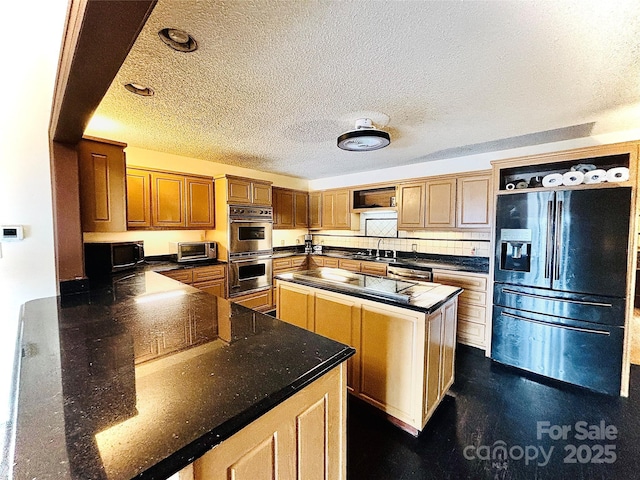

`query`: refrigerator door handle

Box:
[545,200,554,279]
[501,288,614,308]
[554,200,564,280]
[502,312,611,335]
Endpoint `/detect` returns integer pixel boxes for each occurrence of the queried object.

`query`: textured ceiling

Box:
[85,0,640,179]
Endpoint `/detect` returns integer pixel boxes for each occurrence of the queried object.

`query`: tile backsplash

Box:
[311,212,491,257]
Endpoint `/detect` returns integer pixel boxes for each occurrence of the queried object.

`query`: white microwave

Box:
[169,241,217,262]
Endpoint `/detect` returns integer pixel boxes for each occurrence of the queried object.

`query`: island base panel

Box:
[189,363,347,480]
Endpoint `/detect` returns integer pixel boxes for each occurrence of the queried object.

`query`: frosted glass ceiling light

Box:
[337,118,390,151]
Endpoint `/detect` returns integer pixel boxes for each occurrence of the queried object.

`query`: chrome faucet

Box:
[376,238,383,258]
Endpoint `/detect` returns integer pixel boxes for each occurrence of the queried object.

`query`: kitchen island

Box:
[275,268,462,435]
[8,271,354,479]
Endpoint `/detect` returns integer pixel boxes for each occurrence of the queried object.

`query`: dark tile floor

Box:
[347,345,640,480]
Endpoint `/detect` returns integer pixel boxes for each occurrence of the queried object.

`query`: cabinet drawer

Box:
[193,279,226,298]
[457,320,486,347]
[291,256,307,268]
[338,259,360,272]
[231,289,273,312]
[360,262,387,276]
[323,257,340,268]
[161,269,193,284]
[433,271,487,291]
[273,258,293,270]
[192,265,226,282]
[459,289,487,306]
[458,303,486,324]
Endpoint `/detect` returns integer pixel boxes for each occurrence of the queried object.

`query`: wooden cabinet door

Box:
[360,261,387,276]
[193,364,345,480]
[252,182,272,205]
[423,307,444,420]
[193,279,227,298]
[456,175,491,228]
[273,188,294,228]
[397,183,425,229]
[338,259,360,272]
[186,177,214,229]
[440,299,457,394]
[309,192,322,228]
[126,168,151,228]
[276,282,315,330]
[314,291,361,392]
[77,138,127,232]
[334,189,351,228]
[151,172,186,227]
[294,191,309,227]
[425,178,456,228]
[359,303,424,425]
[227,177,252,204]
[321,191,336,228]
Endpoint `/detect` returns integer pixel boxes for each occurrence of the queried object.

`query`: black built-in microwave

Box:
[84,241,145,277]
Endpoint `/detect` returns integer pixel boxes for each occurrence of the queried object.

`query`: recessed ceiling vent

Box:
[337,118,390,151]
[158,28,198,52]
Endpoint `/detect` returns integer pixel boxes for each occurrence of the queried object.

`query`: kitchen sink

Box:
[351,254,398,263]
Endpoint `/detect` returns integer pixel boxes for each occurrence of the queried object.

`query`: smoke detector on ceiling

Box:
[337,118,390,151]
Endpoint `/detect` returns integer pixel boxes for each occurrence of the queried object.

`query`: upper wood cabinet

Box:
[273,187,309,229]
[77,137,127,232]
[397,172,491,231]
[151,171,186,228]
[456,174,491,228]
[309,192,322,229]
[186,177,215,228]
[126,167,214,230]
[294,191,309,227]
[322,189,351,229]
[397,182,425,229]
[425,178,456,228]
[226,175,272,205]
[126,168,151,228]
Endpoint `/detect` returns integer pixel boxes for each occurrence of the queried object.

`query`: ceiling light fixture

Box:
[158,28,198,52]
[124,83,154,96]
[337,118,390,151]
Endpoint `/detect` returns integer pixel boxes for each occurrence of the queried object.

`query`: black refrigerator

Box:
[492,187,631,395]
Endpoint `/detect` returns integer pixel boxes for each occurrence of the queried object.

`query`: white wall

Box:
[0,0,68,421]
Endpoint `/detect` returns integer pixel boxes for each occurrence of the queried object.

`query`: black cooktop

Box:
[294,269,418,302]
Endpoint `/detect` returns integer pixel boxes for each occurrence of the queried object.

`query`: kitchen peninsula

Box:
[10,270,354,480]
[275,268,462,435]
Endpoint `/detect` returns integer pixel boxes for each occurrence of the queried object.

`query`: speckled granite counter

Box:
[10,271,354,479]
[273,246,489,274]
[276,268,462,314]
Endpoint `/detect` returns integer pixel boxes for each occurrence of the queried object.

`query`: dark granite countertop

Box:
[10,271,354,479]
[277,246,489,274]
[276,268,462,314]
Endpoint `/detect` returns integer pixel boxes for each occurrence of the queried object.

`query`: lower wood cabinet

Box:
[230,288,273,312]
[160,265,227,299]
[310,256,386,276]
[272,255,309,310]
[181,363,347,480]
[433,269,489,351]
[275,280,458,434]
